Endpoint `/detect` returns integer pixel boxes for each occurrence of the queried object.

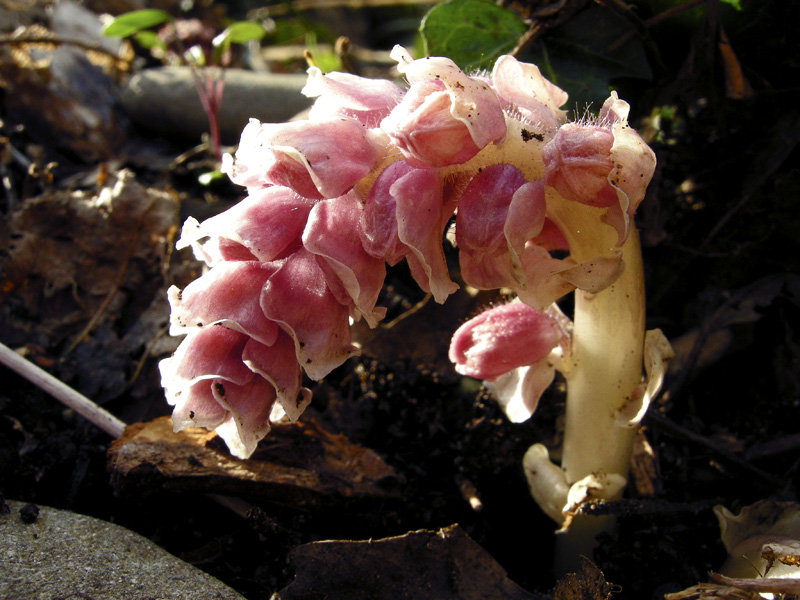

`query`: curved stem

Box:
[561,228,645,484]
[555,228,645,570]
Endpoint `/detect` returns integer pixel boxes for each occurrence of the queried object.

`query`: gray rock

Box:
[0,499,247,600]
[120,67,312,144]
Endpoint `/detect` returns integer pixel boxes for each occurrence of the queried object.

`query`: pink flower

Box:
[176,186,316,265]
[167,261,280,346]
[161,46,657,459]
[359,160,458,303]
[449,302,571,422]
[380,46,506,167]
[490,55,567,132]
[449,302,562,381]
[542,92,656,243]
[302,191,387,327]
[222,118,386,199]
[455,163,546,290]
[160,325,311,459]
[303,67,405,128]
[542,124,617,207]
[259,247,359,381]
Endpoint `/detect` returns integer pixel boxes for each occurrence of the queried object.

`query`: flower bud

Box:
[543,92,656,244]
[448,302,562,381]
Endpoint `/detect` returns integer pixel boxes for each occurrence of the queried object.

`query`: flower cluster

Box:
[160,45,656,459]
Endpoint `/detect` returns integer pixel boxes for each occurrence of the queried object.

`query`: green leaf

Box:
[720,0,742,9]
[212,22,265,64]
[221,21,267,45]
[420,0,527,71]
[198,170,225,186]
[102,9,170,38]
[132,30,164,51]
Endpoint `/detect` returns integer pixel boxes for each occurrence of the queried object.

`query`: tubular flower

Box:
[380,46,506,167]
[542,92,656,244]
[161,44,658,460]
[449,302,563,381]
[449,302,571,423]
[222,118,386,199]
[302,67,405,128]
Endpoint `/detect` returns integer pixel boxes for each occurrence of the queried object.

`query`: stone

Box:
[0,499,246,600]
[120,67,312,143]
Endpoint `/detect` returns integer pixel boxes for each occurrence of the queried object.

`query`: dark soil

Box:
[1,1,799,599]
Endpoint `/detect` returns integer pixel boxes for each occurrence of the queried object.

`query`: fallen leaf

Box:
[108,416,403,509]
[274,524,542,600]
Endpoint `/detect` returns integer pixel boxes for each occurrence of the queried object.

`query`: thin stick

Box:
[1,342,255,521]
[0,342,126,438]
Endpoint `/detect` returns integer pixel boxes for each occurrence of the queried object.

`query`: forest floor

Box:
[1,1,799,599]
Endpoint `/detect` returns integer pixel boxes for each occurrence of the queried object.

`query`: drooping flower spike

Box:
[161,45,660,464]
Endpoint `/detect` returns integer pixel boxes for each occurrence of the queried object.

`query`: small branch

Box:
[0,342,126,438]
[510,21,544,58]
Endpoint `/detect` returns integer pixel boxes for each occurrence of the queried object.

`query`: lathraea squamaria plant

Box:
[159,45,673,535]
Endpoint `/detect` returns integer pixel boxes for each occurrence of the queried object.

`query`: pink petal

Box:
[260,248,359,381]
[303,66,405,127]
[381,46,506,167]
[505,180,547,254]
[455,165,546,291]
[160,326,254,392]
[360,160,458,302]
[542,123,617,208]
[457,247,517,290]
[456,164,529,252]
[486,362,556,423]
[223,118,386,199]
[169,379,228,430]
[212,375,278,459]
[177,187,316,264]
[604,93,657,243]
[491,55,567,132]
[302,191,387,327]
[360,160,412,265]
[168,261,280,346]
[243,332,312,422]
[391,164,459,302]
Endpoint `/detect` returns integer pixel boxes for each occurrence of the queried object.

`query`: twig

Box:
[0,342,126,438]
[379,292,431,329]
[510,21,544,58]
[594,0,666,72]
[1,343,256,522]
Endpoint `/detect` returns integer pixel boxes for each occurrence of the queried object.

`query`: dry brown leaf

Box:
[108,416,403,509]
[553,557,613,600]
[274,524,542,600]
